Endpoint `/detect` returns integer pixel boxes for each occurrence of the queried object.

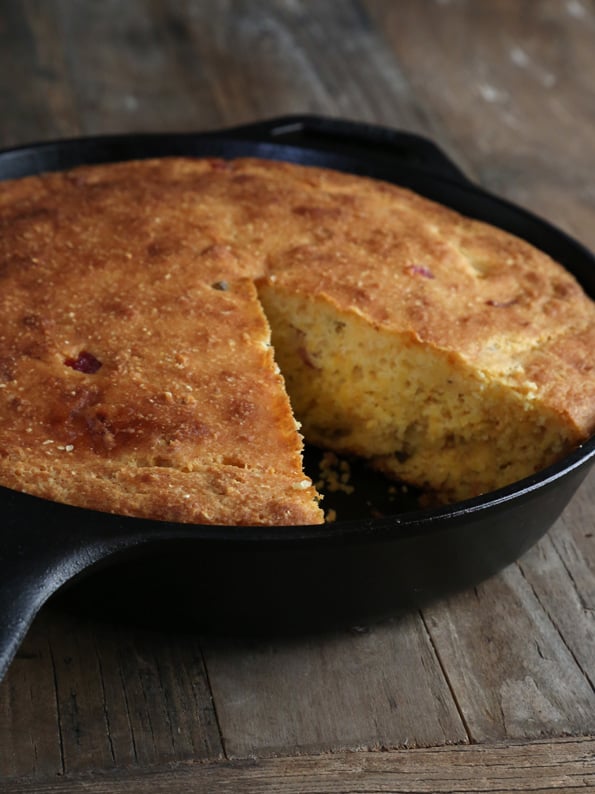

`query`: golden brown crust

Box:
[237,158,595,436]
[0,158,322,525]
[0,155,594,518]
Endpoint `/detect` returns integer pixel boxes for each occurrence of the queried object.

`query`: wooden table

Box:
[1,2,595,791]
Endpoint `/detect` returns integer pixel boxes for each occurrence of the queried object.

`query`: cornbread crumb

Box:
[316,452,355,495]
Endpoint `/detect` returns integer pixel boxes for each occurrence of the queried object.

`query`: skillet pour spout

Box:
[0,116,595,684]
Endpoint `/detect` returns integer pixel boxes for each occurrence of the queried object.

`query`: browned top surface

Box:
[236,159,595,433]
[0,154,594,523]
[0,158,321,525]
[217,156,595,435]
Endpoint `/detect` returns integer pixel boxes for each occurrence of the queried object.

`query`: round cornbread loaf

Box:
[0,156,594,519]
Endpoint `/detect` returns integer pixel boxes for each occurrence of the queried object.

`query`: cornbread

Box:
[0,156,594,520]
[255,161,595,502]
[0,159,322,525]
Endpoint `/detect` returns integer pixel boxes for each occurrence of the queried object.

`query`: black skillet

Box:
[1,115,594,681]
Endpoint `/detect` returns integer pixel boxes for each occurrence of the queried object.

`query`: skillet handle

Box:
[0,545,79,682]
[0,561,49,682]
[224,114,472,186]
[0,488,163,682]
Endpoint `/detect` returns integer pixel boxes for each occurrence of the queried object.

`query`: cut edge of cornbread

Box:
[258,284,586,503]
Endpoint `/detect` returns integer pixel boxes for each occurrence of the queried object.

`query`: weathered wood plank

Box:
[0,1,80,147]
[1,0,433,148]
[3,737,595,793]
[0,608,223,778]
[0,617,63,779]
[47,0,225,136]
[518,472,595,694]
[364,0,595,248]
[137,0,428,130]
[202,612,468,758]
[420,475,595,743]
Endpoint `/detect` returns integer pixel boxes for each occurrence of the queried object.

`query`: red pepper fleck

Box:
[64,350,102,374]
[409,264,435,279]
[486,298,518,308]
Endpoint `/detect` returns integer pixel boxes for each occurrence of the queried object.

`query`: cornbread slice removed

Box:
[0,160,322,525]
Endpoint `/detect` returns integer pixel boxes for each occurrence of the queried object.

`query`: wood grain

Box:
[3,738,595,793]
[202,613,467,758]
[0,618,63,779]
[0,0,431,145]
[516,473,595,725]
[364,0,595,249]
[421,485,595,743]
[0,609,223,778]
[0,1,78,146]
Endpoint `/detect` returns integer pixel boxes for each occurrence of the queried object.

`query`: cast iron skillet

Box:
[1,115,594,682]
